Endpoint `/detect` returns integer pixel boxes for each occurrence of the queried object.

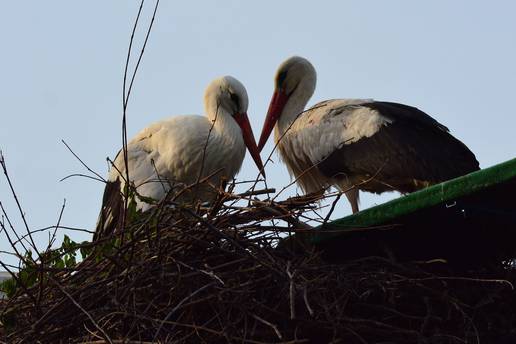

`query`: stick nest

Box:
[1,186,516,344]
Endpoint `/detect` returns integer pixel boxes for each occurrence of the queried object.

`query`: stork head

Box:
[258,56,317,151]
[204,76,265,177]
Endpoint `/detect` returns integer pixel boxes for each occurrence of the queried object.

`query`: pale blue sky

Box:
[1,1,515,266]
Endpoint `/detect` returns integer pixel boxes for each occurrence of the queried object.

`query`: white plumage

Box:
[95,76,263,240]
[282,100,391,169]
[258,56,479,213]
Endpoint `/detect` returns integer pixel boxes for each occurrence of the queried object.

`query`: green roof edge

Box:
[311,157,516,244]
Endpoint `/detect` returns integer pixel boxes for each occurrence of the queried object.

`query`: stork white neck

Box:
[258,57,318,151]
[211,105,243,148]
[274,57,317,136]
[202,76,265,176]
[276,80,315,134]
[203,76,249,145]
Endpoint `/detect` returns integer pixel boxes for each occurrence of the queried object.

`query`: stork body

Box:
[259,57,479,213]
[95,76,263,240]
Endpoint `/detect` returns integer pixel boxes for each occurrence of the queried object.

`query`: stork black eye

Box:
[230,92,240,109]
[277,71,288,87]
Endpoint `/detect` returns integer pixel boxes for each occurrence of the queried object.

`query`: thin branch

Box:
[61,140,106,182]
[120,0,160,236]
[60,174,106,183]
[250,314,283,340]
[0,151,40,257]
[153,282,216,341]
[48,276,114,344]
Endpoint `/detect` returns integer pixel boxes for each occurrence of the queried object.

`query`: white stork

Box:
[95,76,263,240]
[258,56,479,213]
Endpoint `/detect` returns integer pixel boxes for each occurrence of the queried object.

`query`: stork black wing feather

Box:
[363,101,450,132]
[318,102,479,192]
[94,177,124,242]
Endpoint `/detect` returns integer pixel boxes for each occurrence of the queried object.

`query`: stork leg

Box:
[345,187,360,214]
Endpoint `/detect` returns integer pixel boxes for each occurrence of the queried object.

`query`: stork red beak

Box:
[234,112,266,178]
[258,90,289,152]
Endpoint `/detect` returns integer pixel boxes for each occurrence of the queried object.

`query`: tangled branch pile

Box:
[1,186,516,343]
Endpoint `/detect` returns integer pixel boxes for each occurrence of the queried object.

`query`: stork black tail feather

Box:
[93,178,124,242]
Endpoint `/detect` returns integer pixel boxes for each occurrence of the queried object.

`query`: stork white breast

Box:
[107,114,246,211]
